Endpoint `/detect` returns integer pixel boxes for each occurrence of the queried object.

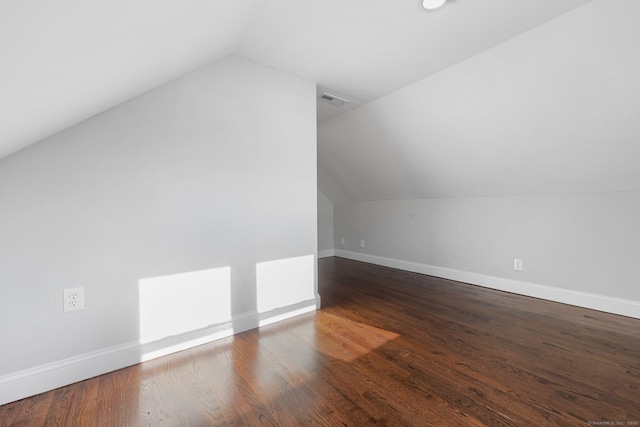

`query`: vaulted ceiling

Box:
[1,0,591,159]
[317,0,640,202]
[6,0,635,206]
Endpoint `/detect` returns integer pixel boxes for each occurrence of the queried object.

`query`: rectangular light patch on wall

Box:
[138,266,231,344]
[256,254,315,313]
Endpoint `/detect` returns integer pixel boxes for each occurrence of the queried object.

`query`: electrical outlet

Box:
[64,287,85,312]
[340,237,345,246]
[514,258,524,272]
[360,239,365,248]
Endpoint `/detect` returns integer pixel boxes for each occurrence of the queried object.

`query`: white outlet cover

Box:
[360,240,365,248]
[63,287,85,312]
[514,259,524,271]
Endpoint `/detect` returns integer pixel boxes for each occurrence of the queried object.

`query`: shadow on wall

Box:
[136,254,317,363]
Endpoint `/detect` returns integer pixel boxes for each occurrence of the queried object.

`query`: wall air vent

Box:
[319,93,350,107]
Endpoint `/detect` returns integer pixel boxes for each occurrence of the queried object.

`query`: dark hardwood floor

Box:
[2,257,639,426]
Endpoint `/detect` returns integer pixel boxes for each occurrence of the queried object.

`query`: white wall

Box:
[0,55,317,404]
[325,0,640,318]
[335,193,640,311]
[317,188,334,256]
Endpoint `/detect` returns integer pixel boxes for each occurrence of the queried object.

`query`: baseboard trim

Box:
[333,250,640,320]
[318,249,335,258]
[0,296,320,406]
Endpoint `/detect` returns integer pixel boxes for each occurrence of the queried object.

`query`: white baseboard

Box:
[318,249,335,258]
[333,250,640,320]
[0,296,320,406]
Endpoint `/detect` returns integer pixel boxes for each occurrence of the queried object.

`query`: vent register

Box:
[318,93,350,107]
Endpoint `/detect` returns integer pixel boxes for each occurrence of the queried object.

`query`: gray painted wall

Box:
[0,56,317,377]
[317,188,334,253]
[335,193,640,302]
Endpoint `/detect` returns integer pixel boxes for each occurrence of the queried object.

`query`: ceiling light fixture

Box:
[422,0,447,10]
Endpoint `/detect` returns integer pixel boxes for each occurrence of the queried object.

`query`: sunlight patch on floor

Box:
[315,312,400,362]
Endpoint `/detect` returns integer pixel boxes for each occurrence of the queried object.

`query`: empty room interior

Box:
[1,0,639,425]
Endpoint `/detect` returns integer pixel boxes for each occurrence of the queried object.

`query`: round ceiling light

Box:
[422,0,447,10]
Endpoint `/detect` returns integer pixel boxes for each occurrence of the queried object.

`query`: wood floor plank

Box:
[74,377,99,427]
[1,257,639,426]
